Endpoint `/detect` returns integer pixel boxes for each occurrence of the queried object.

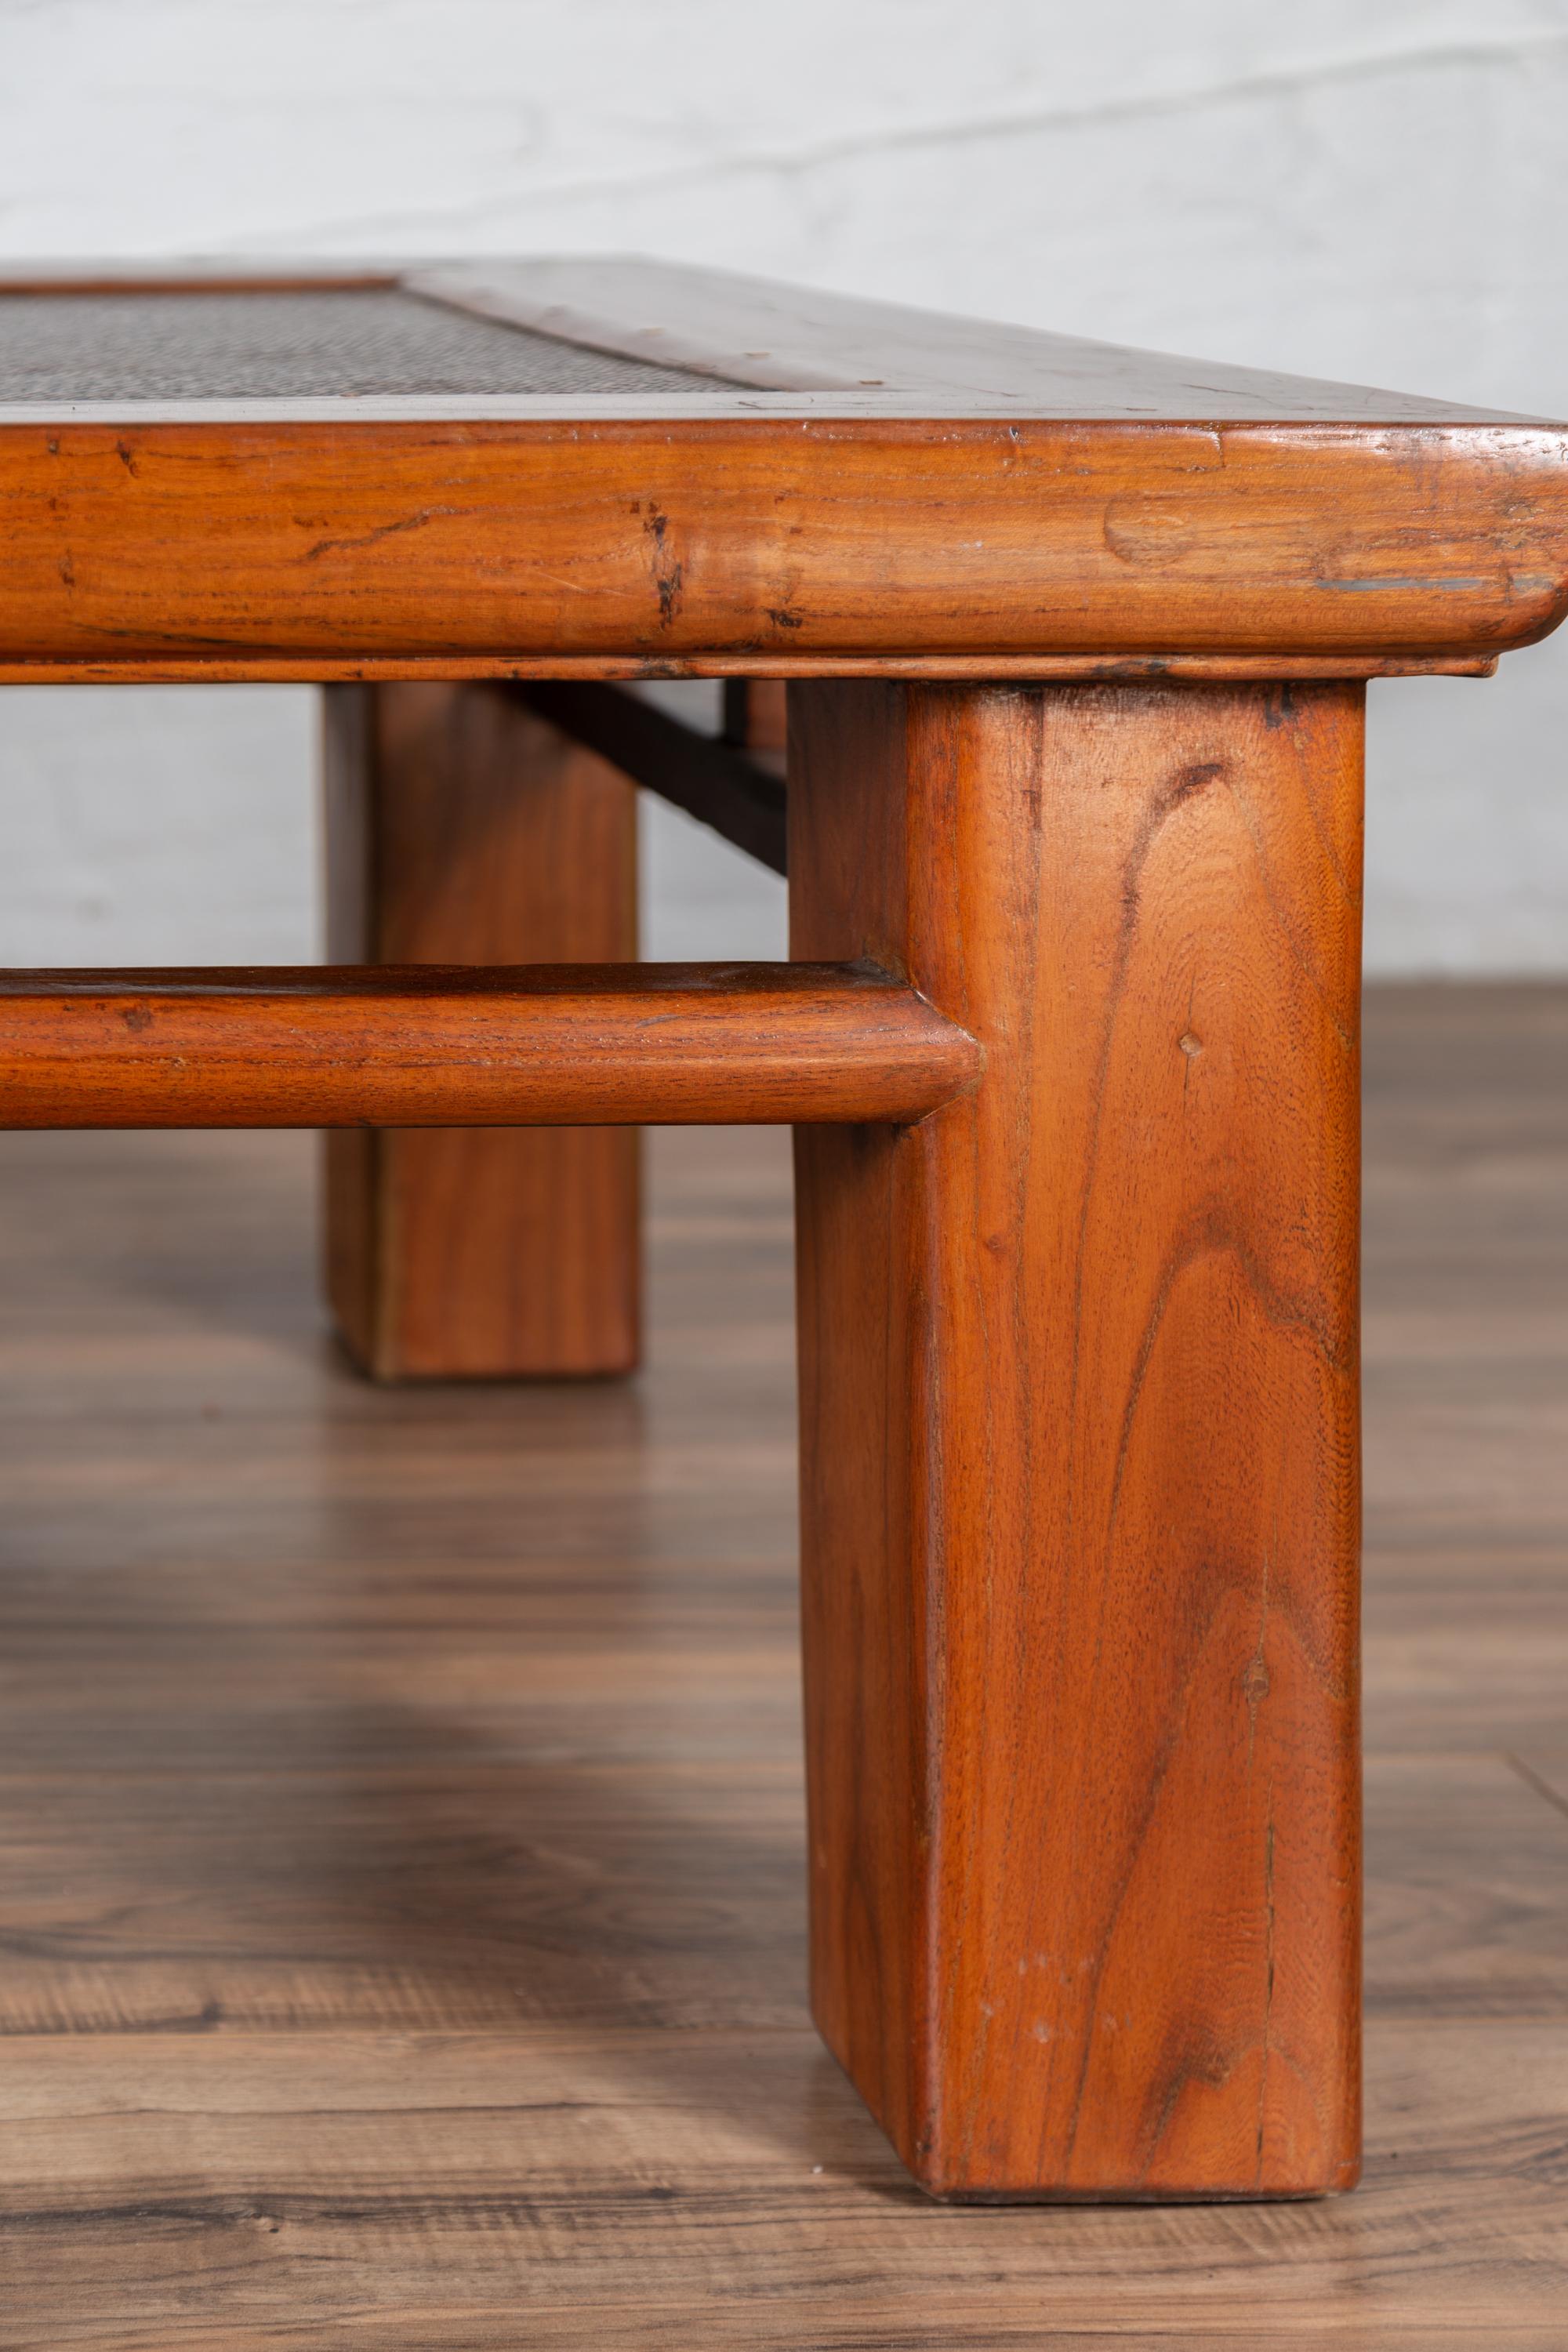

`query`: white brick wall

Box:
[1,0,1565,967]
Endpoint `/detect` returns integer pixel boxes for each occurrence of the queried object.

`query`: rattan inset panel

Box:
[0,288,739,401]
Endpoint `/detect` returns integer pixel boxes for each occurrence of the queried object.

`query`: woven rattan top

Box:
[0,287,735,401]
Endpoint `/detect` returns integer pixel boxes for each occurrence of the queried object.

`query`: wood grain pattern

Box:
[0,985,1564,2340]
[322,681,641,1380]
[0,962,978,1129]
[2,262,1560,676]
[0,252,1560,2251]
[0,418,1561,670]
[790,680,1363,2198]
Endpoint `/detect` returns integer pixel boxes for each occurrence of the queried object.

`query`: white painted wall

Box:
[1,0,1565,968]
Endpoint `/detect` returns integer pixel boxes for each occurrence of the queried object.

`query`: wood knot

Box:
[1178,1031,1203,1058]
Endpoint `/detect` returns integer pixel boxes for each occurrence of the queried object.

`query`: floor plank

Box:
[0,983,1566,2345]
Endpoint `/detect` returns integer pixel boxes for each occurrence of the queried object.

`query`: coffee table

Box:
[3,258,1565,2199]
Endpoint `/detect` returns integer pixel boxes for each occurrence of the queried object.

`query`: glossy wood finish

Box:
[322,681,641,1381]
[790,680,1363,2198]
[321,675,786,1387]
[1,257,1563,2217]
[0,962,976,1130]
[0,263,1563,677]
[2,989,1566,2339]
[1,416,1562,673]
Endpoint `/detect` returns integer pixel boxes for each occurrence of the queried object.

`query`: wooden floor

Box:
[2,983,1566,2348]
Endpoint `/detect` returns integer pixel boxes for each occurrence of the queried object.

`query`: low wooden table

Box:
[3,260,1565,2201]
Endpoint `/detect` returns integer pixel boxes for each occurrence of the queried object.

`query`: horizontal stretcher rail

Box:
[0,962,980,1130]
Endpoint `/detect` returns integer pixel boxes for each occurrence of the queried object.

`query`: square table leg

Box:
[789,680,1363,2199]
[321,681,641,1379]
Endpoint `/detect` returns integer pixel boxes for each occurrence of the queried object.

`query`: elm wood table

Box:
[2,261,1566,2203]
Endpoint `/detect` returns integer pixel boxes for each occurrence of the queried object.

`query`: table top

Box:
[1,259,1564,681]
[0,258,1543,425]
